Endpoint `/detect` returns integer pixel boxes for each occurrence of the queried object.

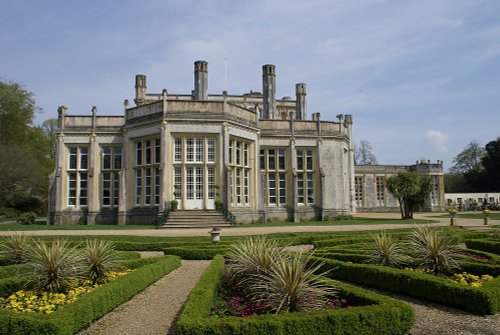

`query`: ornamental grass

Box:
[407,226,464,274]
[0,232,32,264]
[22,238,85,292]
[83,239,122,284]
[367,231,405,267]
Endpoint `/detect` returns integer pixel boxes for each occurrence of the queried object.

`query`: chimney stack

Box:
[193,60,208,100]
[262,64,276,119]
[295,83,307,120]
[134,74,147,106]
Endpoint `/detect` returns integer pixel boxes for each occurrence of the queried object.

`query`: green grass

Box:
[0,223,156,231]
[429,212,500,220]
[0,217,435,231]
[235,217,435,227]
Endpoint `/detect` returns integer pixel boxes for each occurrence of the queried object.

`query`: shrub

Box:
[250,252,335,313]
[407,226,463,274]
[83,239,121,284]
[16,212,37,225]
[22,239,85,292]
[465,239,500,255]
[367,231,405,267]
[0,233,32,264]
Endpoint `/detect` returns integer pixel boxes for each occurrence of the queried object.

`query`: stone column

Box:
[295,83,307,120]
[86,133,98,225]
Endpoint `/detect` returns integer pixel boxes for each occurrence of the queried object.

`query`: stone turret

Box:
[295,83,307,120]
[134,74,147,106]
[262,64,276,119]
[193,60,208,101]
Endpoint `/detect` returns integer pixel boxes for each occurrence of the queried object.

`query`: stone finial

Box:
[91,106,97,115]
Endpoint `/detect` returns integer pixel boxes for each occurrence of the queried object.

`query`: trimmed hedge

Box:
[465,239,500,255]
[313,252,371,263]
[163,246,228,260]
[177,255,415,335]
[314,257,500,315]
[0,255,181,335]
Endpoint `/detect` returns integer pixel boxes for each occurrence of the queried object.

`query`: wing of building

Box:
[48,61,356,225]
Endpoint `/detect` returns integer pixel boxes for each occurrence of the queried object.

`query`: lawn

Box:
[429,212,500,220]
[0,217,435,231]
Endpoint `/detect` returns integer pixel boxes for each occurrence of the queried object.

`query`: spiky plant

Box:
[225,236,288,281]
[0,232,32,264]
[367,231,405,267]
[407,226,463,274]
[83,239,120,284]
[23,239,85,292]
[250,252,335,313]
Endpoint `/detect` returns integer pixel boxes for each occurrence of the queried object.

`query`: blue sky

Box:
[1,0,499,170]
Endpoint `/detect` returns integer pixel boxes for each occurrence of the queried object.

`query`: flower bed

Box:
[314,256,500,315]
[177,256,415,335]
[0,255,181,335]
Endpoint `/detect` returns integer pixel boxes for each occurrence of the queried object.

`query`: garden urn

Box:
[210,228,221,244]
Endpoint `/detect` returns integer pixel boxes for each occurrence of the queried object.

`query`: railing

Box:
[216,203,237,226]
[156,202,171,228]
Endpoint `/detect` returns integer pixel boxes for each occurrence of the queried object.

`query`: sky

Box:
[1,0,499,170]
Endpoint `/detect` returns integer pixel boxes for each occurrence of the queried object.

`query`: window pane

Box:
[114,147,122,169]
[186,139,194,162]
[196,139,204,162]
[174,138,182,162]
[145,140,152,165]
[102,147,112,170]
[136,142,142,166]
[79,172,88,206]
[69,147,77,169]
[155,139,161,164]
[136,169,142,205]
[297,150,304,171]
[208,139,215,163]
[80,147,88,170]
[260,150,265,170]
[306,150,313,170]
[278,149,286,170]
[268,150,275,170]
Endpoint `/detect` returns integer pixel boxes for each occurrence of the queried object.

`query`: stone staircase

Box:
[157,210,233,229]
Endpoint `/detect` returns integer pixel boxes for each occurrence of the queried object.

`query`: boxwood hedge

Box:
[465,239,500,255]
[177,255,415,335]
[0,255,181,335]
[314,257,500,315]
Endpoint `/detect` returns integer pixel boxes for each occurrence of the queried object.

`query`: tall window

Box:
[67,146,88,207]
[101,146,122,207]
[354,177,364,207]
[261,148,287,206]
[376,177,385,207]
[296,149,314,205]
[135,138,161,207]
[229,139,251,206]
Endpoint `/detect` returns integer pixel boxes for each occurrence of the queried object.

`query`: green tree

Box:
[481,137,500,192]
[386,171,432,220]
[0,81,52,212]
[444,173,467,193]
[449,140,486,192]
[42,118,58,161]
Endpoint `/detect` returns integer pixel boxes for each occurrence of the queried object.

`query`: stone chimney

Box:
[262,64,276,119]
[134,74,147,106]
[193,60,208,100]
[295,83,307,120]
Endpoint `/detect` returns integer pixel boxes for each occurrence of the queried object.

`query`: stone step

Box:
[159,210,232,229]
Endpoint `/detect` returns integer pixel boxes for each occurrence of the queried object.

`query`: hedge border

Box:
[177,255,415,335]
[0,255,181,335]
[314,256,500,315]
[465,239,500,255]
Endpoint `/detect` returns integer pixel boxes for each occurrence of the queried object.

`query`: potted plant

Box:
[214,199,223,211]
[170,199,178,212]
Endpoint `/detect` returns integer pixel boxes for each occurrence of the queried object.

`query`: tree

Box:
[449,140,485,174]
[42,118,58,161]
[449,140,487,192]
[0,81,52,212]
[0,81,37,145]
[444,173,467,193]
[386,171,432,220]
[354,140,378,165]
[481,137,500,192]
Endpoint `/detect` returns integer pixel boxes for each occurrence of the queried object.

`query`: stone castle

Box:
[48,61,444,225]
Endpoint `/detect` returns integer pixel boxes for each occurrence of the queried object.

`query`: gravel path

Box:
[78,260,210,335]
[362,288,500,335]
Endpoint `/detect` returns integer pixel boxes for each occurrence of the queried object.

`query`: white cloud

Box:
[426,130,449,153]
